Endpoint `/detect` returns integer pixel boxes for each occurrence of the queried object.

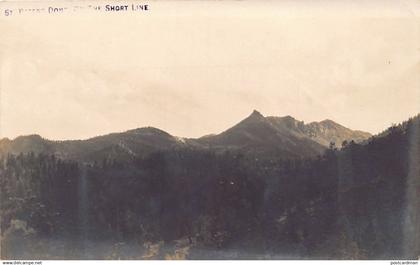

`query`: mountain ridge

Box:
[0,110,372,161]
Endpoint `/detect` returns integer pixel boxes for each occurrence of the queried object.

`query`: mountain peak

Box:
[281,115,296,120]
[250,109,264,118]
[126,126,172,136]
[279,115,301,123]
[237,110,266,125]
[14,134,43,141]
[320,119,337,124]
[318,119,346,129]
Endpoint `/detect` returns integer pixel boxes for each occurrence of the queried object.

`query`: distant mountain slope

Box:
[0,135,53,155]
[266,115,371,148]
[198,110,371,157]
[0,127,184,162]
[198,110,326,158]
[304,119,371,147]
[0,110,371,161]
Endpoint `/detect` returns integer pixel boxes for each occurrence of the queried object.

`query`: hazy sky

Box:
[0,0,419,140]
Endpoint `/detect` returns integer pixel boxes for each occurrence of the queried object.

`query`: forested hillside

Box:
[1,115,418,259]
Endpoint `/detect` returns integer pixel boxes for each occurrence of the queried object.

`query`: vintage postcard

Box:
[0,0,419,261]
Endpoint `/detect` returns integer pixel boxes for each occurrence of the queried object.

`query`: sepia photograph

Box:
[0,0,419,261]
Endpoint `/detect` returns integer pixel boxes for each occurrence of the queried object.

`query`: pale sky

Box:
[0,0,419,140]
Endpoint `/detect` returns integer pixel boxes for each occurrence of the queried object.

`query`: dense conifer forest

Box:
[1,115,419,259]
